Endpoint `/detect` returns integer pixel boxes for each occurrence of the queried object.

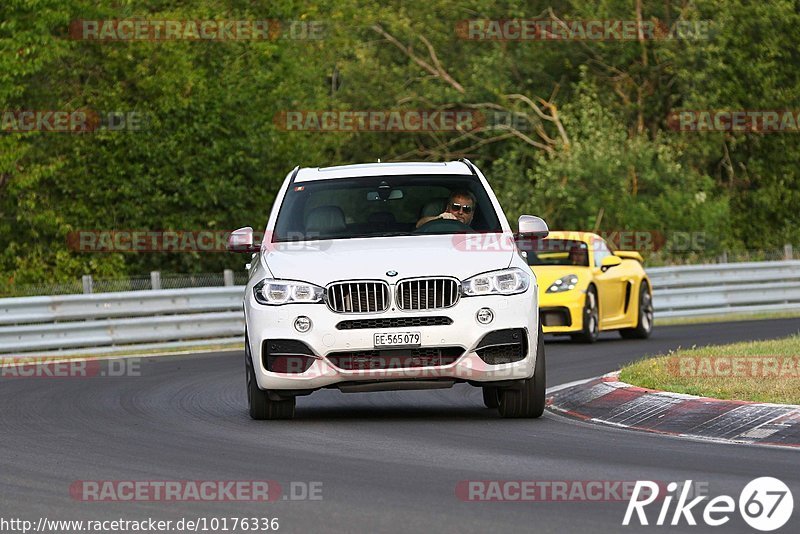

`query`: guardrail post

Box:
[223,269,234,287]
[81,275,93,294]
[150,271,161,290]
[719,251,728,263]
[785,244,794,260]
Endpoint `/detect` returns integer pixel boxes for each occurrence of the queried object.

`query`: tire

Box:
[620,281,654,340]
[497,324,546,418]
[245,336,296,420]
[482,387,500,408]
[572,286,600,343]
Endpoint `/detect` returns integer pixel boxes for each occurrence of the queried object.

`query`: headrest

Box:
[305,205,346,234]
[420,197,448,218]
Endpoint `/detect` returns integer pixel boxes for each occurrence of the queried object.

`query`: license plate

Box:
[373,332,421,347]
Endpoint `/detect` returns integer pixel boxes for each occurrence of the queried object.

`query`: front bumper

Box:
[539,290,585,334]
[245,286,539,391]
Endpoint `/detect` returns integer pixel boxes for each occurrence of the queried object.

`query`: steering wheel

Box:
[414,217,474,234]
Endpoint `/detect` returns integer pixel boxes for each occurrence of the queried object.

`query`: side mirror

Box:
[600,255,622,271]
[517,215,549,238]
[227,227,259,253]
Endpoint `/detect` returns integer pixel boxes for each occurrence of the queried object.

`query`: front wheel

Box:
[620,281,654,339]
[497,325,546,418]
[482,387,500,408]
[245,337,296,420]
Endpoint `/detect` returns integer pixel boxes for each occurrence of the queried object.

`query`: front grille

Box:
[326,281,390,314]
[327,347,464,370]
[396,278,459,311]
[336,316,453,330]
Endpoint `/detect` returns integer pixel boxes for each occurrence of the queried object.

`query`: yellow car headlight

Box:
[546,274,579,293]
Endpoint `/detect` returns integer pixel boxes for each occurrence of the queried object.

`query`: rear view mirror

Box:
[517,215,549,238]
[227,226,259,253]
[367,190,404,201]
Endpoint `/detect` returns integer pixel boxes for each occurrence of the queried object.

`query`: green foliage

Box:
[0,0,795,290]
[491,77,730,253]
[668,0,800,248]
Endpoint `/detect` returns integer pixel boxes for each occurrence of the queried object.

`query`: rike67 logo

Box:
[623,478,793,531]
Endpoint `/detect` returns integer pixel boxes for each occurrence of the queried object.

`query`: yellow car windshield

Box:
[526,239,590,267]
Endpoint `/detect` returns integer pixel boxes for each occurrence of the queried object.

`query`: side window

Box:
[593,239,612,268]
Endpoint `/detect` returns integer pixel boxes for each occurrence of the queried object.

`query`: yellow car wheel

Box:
[620,281,654,339]
[572,286,599,344]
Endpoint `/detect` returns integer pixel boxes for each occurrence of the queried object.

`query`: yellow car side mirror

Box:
[600,255,622,271]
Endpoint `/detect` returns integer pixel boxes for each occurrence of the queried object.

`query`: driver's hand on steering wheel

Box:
[439,212,457,220]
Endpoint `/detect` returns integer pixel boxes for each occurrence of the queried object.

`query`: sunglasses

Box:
[448,202,473,214]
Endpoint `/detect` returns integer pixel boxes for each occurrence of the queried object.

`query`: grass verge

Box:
[619,335,800,405]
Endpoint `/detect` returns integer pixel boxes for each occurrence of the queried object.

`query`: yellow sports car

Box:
[524,231,653,343]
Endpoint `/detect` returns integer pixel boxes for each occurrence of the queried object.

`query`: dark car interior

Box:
[274,175,503,240]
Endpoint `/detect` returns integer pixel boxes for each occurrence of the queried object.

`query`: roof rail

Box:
[287,165,300,186]
[459,158,477,176]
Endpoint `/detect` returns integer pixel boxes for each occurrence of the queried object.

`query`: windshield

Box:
[273,174,502,242]
[525,239,590,267]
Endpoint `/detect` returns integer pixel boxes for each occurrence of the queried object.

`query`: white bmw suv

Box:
[229,160,549,419]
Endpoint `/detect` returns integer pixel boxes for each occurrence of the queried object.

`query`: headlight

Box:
[253,279,325,305]
[546,274,579,293]
[462,268,530,296]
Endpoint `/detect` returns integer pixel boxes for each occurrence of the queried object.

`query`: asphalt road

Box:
[1,318,798,533]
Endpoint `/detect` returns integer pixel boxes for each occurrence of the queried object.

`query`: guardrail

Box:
[1,261,798,356]
[648,260,800,318]
[0,287,245,356]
